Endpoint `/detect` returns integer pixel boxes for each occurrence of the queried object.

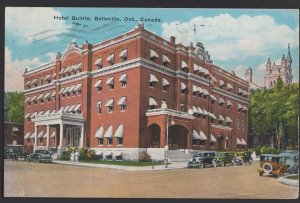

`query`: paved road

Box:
[4,160,298,198]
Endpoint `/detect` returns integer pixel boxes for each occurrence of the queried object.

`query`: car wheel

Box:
[212,160,217,168]
[262,163,273,174]
[259,171,264,176]
[199,162,204,169]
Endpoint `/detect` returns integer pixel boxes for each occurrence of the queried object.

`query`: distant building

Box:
[245,67,262,94]
[4,121,24,146]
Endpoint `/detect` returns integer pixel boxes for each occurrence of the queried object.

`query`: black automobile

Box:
[25,150,53,163]
[187,151,221,168]
[4,145,27,161]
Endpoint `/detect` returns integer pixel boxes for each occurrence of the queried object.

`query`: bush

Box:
[249,146,283,155]
[139,151,151,161]
[60,147,96,160]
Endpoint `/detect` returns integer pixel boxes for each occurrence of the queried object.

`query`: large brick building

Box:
[23,24,249,160]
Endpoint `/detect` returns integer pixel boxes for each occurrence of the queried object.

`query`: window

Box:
[97,101,102,114]
[119,73,127,88]
[98,138,103,145]
[34,100,37,105]
[107,105,113,113]
[121,105,126,111]
[77,90,81,95]
[107,54,114,66]
[107,138,113,145]
[118,96,127,112]
[150,49,158,62]
[117,138,123,145]
[180,82,187,94]
[47,98,51,102]
[200,140,205,146]
[161,78,169,91]
[180,104,185,112]
[149,74,158,88]
[192,139,197,145]
[40,78,44,85]
[47,79,51,84]
[106,98,114,113]
[40,99,44,104]
[236,119,240,128]
[241,120,244,129]
[107,76,114,90]
[97,86,102,92]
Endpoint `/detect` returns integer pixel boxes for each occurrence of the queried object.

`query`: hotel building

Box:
[23,24,249,160]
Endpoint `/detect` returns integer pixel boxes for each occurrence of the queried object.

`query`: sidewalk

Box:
[52,160,187,171]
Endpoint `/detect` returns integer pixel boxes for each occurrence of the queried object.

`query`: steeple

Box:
[287,43,292,62]
[267,57,271,65]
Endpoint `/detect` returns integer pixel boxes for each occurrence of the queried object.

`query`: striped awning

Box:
[150,49,159,58]
[199,130,208,140]
[95,126,104,138]
[119,49,128,58]
[104,126,113,138]
[114,125,123,138]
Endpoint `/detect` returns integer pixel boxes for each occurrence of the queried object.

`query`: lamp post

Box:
[165,113,175,168]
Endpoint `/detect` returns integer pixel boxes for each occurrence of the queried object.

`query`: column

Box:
[80,124,84,148]
[34,126,38,152]
[46,125,50,149]
[59,123,63,149]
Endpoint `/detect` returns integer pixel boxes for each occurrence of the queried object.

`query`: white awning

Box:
[114,151,123,156]
[68,104,76,112]
[219,97,225,104]
[106,77,114,85]
[209,74,217,82]
[104,151,113,156]
[38,111,44,116]
[150,49,159,58]
[210,112,216,119]
[69,85,76,92]
[193,64,199,71]
[162,55,171,63]
[219,80,225,87]
[63,86,70,94]
[25,80,31,86]
[30,132,36,139]
[106,54,114,62]
[119,49,128,58]
[242,105,248,111]
[60,67,66,74]
[60,106,65,112]
[65,66,72,73]
[149,97,158,106]
[117,97,126,105]
[198,65,205,73]
[181,61,188,69]
[50,109,56,114]
[105,98,114,107]
[197,107,203,115]
[94,58,103,65]
[38,131,44,138]
[227,83,233,90]
[104,126,113,138]
[203,89,209,96]
[74,84,82,91]
[192,85,198,93]
[180,82,187,90]
[31,78,37,84]
[243,90,249,96]
[43,132,49,138]
[24,113,31,119]
[95,151,103,155]
[25,97,31,103]
[199,130,208,140]
[31,96,37,102]
[192,106,198,114]
[44,110,51,115]
[237,103,243,109]
[210,95,217,101]
[63,106,70,112]
[24,132,31,139]
[238,88,243,94]
[59,88,65,94]
[74,104,81,111]
[73,63,82,71]
[193,130,201,140]
[44,92,51,99]
[226,116,233,123]
[114,125,123,138]
[210,134,217,142]
[219,115,225,121]
[37,94,44,100]
[226,100,233,106]
[160,78,169,87]
[241,138,247,145]
[50,132,56,138]
[149,74,158,83]
[202,108,208,115]
[51,91,56,97]
[95,126,104,138]
[52,72,56,78]
[203,68,209,75]
[198,86,204,94]
[94,80,102,88]
[119,74,127,82]
[30,112,37,119]
[237,138,242,145]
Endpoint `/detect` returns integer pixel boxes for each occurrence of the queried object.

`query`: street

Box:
[4,159,298,198]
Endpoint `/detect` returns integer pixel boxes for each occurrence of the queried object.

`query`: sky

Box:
[5,8,299,91]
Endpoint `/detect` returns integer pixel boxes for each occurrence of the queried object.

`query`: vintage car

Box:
[4,144,27,160]
[25,150,53,163]
[279,152,299,174]
[187,151,222,168]
[214,152,236,167]
[234,151,253,165]
[257,154,288,177]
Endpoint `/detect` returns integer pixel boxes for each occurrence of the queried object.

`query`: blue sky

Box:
[5,8,299,91]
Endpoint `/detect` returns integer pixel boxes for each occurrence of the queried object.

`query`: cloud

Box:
[161,13,299,61]
[5,7,72,44]
[5,47,54,91]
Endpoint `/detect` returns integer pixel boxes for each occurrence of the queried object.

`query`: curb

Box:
[278,175,299,187]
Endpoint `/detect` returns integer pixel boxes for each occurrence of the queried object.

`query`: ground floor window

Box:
[98,138,103,145]
[117,138,123,145]
[106,154,113,160]
[210,142,215,147]
[192,139,197,145]
[115,155,123,161]
[199,140,205,146]
[107,138,113,145]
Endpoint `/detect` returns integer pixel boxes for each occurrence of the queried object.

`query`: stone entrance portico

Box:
[32,111,85,153]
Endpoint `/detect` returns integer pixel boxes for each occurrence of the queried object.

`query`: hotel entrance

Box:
[66,127,81,148]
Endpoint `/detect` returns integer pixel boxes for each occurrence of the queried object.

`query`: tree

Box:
[4,93,8,121]
[5,91,24,123]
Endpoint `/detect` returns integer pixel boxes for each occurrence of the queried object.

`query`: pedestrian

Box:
[70,151,75,163]
[74,149,79,163]
[251,151,256,160]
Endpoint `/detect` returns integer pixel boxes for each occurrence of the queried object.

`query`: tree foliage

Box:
[249,78,299,149]
[5,91,24,123]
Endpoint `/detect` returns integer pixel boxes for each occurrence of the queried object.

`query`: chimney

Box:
[170,36,176,44]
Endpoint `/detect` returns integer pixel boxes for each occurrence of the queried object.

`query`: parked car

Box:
[187,151,221,168]
[25,150,53,163]
[4,144,27,161]
[214,152,235,166]
[279,152,299,174]
[234,151,253,165]
[257,154,288,177]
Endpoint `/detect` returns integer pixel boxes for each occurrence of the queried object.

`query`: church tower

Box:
[264,57,272,88]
